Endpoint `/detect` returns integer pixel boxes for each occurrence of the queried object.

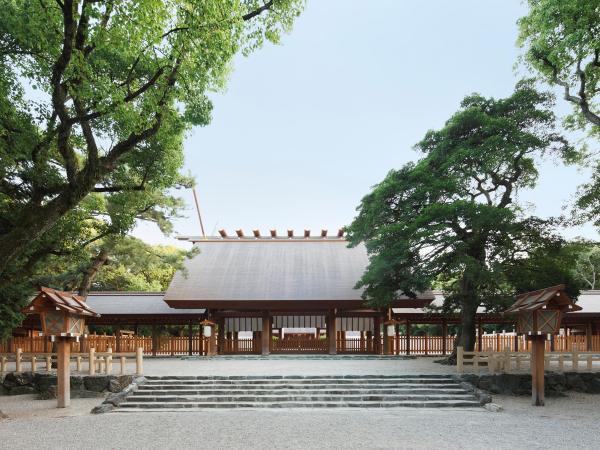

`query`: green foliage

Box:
[518,0,599,137]
[346,81,574,350]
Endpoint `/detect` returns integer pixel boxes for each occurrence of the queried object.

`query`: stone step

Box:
[142,379,457,386]
[143,375,454,380]
[118,399,482,409]
[139,384,462,391]
[135,388,468,396]
[128,394,477,402]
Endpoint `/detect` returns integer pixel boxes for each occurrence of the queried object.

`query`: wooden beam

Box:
[253,229,260,238]
[270,229,277,237]
[327,310,337,355]
[321,229,328,237]
[261,312,271,355]
[188,322,193,356]
[304,229,310,238]
[337,228,344,238]
[235,229,244,238]
[442,319,447,355]
[218,229,227,238]
[57,339,71,408]
[531,335,546,406]
[287,229,293,238]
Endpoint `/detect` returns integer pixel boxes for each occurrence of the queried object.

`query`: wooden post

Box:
[89,348,96,375]
[217,318,225,355]
[477,321,483,352]
[405,320,411,356]
[586,322,593,351]
[120,356,126,375]
[76,356,82,372]
[57,339,71,408]
[327,310,337,355]
[136,347,143,376]
[530,335,545,406]
[261,313,271,355]
[188,322,193,356]
[31,355,37,373]
[382,325,390,355]
[151,325,158,357]
[46,356,52,372]
[442,320,448,355]
[373,316,381,355]
[15,348,22,373]
[106,347,113,374]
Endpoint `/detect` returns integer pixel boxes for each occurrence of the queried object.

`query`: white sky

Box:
[133,0,599,249]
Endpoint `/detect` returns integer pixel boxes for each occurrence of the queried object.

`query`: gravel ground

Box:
[1,392,600,449]
[2,358,600,449]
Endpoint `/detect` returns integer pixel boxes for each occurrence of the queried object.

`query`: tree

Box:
[0,0,303,282]
[346,81,574,353]
[518,0,599,137]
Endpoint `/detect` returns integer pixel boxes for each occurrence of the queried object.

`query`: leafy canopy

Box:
[0,0,304,279]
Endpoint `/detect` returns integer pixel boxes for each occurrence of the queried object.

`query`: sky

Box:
[134,0,598,249]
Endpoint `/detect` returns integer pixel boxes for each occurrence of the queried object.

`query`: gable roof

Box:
[85,292,205,316]
[23,286,100,317]
[164,238,434,309]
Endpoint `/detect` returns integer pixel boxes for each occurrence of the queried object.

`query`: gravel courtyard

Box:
[1,357,600,449]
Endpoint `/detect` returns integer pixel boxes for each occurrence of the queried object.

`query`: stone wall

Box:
[458,372,600,396]
[0,372,134,399]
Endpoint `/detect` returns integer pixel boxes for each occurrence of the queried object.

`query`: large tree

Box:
[0,0,303,283]
[346,81,575,353]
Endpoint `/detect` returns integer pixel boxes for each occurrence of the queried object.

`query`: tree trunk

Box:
[0,183,93,281]
[78,248,110,297]
[458,303,477,352]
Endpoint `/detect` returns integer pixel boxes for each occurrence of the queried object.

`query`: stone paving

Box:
[141,356,456,376]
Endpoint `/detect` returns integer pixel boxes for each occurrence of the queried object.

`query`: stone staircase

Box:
[115,375,483,410]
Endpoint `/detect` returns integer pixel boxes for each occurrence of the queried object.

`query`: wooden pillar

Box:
[360,331,366,352]
[586,322,593,351]
[405,320,411,356]
[188,322,193,356]
[530,335,546,406]
[477,320,483,351]
[217,318,225,355]
[340,330,346,352]
[261,313,271,355]
[151,325,158,356]
[442,320,448,355]
[57,339,71,408]
[327,310,337,355]
[374,316,382,355]
[382,322,391,355]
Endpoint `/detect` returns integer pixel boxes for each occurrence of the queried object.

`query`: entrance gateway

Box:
[163,229,434,355]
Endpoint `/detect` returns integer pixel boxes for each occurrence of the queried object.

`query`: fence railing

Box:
[457,346,600,374]
[3,334,599,356]
[0,347,144,376]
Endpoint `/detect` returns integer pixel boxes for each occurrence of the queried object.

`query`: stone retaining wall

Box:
[0,372,134,399]
[458,372,600,396]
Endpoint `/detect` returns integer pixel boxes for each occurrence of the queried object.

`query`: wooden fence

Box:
[3,334,599,356]
[0,347,143,376]
[457,346,600,374]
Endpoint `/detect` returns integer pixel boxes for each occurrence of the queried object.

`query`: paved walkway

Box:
[141,356,456,376]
